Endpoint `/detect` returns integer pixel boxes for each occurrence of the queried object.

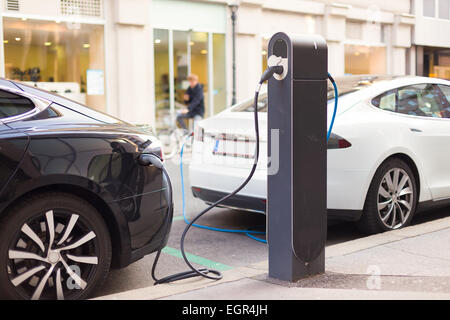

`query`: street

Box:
[96,156,450,298]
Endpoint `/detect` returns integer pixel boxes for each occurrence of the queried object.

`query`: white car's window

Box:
[437,85,450,118]
[398,84,442,118]
[0,89,35,119]
[438,85,450,104]
[372,90,396,112]
[373,84,447,118]
[379,91,396,111]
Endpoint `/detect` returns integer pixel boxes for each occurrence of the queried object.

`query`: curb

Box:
[93,266,266,300]
[94,215,450,300]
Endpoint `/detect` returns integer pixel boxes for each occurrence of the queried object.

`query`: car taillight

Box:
[194,125,204,142]
[327,133,352,149]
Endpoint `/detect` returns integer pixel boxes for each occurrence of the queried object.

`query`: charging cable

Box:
[150,65,284,285]
[150,65,339,285]
[327,73,338,142]
[179,138,267,242]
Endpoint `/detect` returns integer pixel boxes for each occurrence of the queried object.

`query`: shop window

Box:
[153,29,225,129]
[153,29,170,129]
[213,34,226,113]
[3,17,106,112]
[344,44,386,75]
[173,31,189,108]
[262,36,269,80]
[190,32,209,115]
[424,49,450,79]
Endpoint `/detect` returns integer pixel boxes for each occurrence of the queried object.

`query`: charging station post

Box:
[267,32,328,282]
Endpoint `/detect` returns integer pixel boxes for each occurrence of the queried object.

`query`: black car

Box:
[0,79,173,300]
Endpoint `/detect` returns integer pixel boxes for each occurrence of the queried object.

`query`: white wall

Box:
[228,0,414,100]
[235,34,261,102]
[413,0,450,48]
[104,0,154,125]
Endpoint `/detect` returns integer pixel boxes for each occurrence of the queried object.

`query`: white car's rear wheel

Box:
[357,158,418,234]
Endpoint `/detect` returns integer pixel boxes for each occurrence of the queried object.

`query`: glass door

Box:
[153,29,170,129]
[153,29,226,130]
[173,31,189,109]
[190,31,209,116]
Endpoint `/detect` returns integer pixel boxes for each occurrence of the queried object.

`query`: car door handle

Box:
[410,128,423,133]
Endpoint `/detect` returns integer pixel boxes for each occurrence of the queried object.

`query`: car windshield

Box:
[233,75,405,112]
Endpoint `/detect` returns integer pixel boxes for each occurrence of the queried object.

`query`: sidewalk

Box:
[95,216,450,300]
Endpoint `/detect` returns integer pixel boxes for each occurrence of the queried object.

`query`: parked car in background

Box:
[0,79,172,300]
[190,75,450,234]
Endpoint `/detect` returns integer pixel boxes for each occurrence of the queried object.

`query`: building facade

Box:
[0,0,449,128]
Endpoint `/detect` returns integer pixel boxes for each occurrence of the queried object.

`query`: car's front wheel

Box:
[0,192,111,300]
[357,158,418,234]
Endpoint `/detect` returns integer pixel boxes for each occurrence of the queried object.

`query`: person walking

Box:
[176,74,205,131]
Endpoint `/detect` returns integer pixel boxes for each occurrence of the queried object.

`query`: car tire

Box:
[357,158,418,235]
[0,192,111,300]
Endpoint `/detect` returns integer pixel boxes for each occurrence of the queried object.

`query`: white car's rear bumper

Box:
[189,157,371,220]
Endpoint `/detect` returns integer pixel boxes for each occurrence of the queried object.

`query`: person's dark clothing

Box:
[184,84,205,117]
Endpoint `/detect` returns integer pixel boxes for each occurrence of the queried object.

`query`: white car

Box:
[189,75,450,234]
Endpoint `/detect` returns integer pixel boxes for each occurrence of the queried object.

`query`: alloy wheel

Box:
[6,209,99,300]
[377,168,414,229]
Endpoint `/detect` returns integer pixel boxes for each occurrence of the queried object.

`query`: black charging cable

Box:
[149,65,284,285]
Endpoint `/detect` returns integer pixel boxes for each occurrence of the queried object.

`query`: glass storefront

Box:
[262,36,269,77]
[344,44,387,75]
[153,29,226,130]
[212,33,226,114]
[424,47,450,80]
[190,31,209,115]
[174,30,189,108]
[3,17,106,111]
[154,29,170,128]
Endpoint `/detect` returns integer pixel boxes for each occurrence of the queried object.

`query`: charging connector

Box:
[260,64,284,83]
[267,55,288,81]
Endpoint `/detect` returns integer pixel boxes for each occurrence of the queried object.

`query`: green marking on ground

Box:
[172,216,184,221]
[161,246,233,272]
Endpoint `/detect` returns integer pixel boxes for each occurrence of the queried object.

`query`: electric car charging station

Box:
[149,31,335,286]
[267,33,328,282]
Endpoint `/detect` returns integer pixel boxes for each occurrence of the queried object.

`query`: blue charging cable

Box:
[179,73,338,245]
[327,73,338,142]
[180,140,267,243]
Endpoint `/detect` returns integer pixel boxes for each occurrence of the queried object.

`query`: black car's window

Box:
[398,84,442,118]
[372,90,396,112]
[0,89,35,119]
